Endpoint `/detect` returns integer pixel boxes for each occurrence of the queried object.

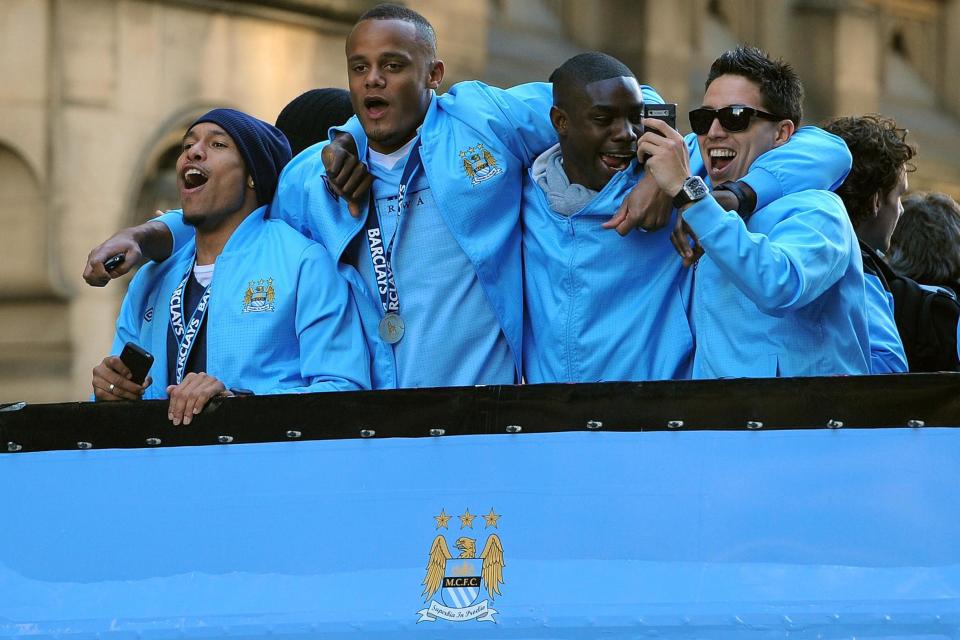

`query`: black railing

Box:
[3,373,960,454]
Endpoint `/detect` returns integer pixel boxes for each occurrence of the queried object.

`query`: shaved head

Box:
[550,52,635,109]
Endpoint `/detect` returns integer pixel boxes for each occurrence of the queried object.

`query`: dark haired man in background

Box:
[890,192,960,295]
[825,114,914,373]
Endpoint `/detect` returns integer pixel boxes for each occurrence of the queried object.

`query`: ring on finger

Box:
[108,383,115,393]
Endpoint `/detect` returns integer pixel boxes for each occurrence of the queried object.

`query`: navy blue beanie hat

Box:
[189,108,292,207]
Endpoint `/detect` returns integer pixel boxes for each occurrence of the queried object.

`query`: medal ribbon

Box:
[169,263,211,384]
[364,141,422,316]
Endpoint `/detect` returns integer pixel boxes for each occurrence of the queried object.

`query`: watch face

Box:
[687,177,709,199]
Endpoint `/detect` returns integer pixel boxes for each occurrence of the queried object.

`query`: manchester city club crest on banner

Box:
[242,278,276,313]
[417,508,504,623]
[459,143,503,186]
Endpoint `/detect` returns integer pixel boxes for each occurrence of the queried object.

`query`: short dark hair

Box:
[357,3,437,56]
[824,114,916,227]
[888,192,960,286]
[549,52,635,109]
[274,88,354,156]
[705,46,803,127]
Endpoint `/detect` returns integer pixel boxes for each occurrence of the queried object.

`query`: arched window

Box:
[0,143,48,297]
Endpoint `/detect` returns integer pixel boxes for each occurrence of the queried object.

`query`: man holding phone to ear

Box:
[92,108,370,424]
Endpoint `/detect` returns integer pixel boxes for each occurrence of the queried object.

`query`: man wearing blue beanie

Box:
[92,109,370,423]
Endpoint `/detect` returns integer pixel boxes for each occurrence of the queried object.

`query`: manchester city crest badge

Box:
[417,508,504,623]
[242,278,276,313]
[459,143,503,186]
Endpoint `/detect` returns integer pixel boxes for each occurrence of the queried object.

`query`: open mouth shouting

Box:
[708,147,737,178]
[181,166,209,194]
[363,96,390,120]
[600,151,635,173]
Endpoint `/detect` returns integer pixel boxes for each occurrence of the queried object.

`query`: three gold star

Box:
[436,508,500,529]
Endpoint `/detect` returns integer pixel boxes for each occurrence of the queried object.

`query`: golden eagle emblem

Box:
[421,534,505,602]
[416,509,504,623]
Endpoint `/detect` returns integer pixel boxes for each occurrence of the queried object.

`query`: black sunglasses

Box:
[688,105,784,135]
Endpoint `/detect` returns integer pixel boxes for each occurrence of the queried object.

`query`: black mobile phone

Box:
[104,253,125,271]
[643,103,677,133]
[120,342,154,385]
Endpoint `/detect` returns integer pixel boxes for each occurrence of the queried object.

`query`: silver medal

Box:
[378,312,405,344]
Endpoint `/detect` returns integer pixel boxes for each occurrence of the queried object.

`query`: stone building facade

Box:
[1,0,958,403]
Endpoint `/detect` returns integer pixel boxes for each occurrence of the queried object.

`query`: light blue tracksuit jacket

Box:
[111,208,371,397]
[523,125,856,383]
[683,188,870,378]
[272,81,558,387]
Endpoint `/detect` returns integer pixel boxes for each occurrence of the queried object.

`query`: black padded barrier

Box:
[2,373,960,453]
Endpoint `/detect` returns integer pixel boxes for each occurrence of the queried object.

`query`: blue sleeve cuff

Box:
[681,195,734,241]
[328,116,368,159]
[155,209,190,256]
[741,167,781,212]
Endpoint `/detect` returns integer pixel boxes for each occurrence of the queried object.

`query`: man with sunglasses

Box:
[641,46,870,378]
[522,51,861,383]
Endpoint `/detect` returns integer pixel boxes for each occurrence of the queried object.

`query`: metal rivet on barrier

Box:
[286,430,302,439]
[907,419,925,428]
[746,421,763,430]
[430,428,446,437]
[586,420,603,430]
[505,425,522,434]
[146,437,161,446]
[6,442,22,452]
[217,435,234,444]
[667,420,684,429]
[826,419,844,429]
[360,429,376,438]
[77,441,93,450]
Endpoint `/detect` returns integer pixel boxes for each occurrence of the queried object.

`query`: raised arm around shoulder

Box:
[740,125,853,212]
[83,217,178,286]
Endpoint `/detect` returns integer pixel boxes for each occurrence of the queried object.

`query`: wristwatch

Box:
[672,176,709,209]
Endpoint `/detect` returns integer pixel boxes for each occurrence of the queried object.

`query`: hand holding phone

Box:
[104,253,125,271]
[92,346,153,402]
[119,342,154,385]
[643,103,677,134]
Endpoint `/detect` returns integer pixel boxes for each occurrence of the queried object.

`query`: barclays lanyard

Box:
[365,141,421,345]
[169,262,211,384]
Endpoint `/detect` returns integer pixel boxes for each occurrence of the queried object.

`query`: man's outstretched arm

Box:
[83,210,192,286]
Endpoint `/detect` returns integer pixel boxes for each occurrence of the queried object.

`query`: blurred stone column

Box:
[560,0,695,109]
[792,1,881,121]
[943,0,960,120]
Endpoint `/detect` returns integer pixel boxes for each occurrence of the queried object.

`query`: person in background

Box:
[825,114,914,373]
[889,192,960,296]
[275,88,355,157]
